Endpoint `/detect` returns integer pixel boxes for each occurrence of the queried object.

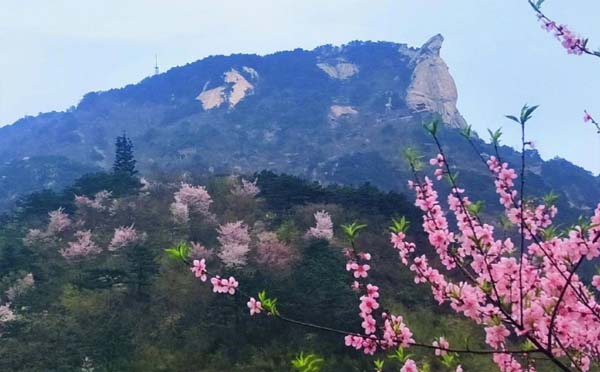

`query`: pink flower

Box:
[231,177,260,198]
[306,210,334,241]
[108,225,138,251]
[400,359,418,372]
[247,297,262,316]
[217,221,251,267]
[60,230,101,260]
[584,110,593,123]
[432,336,449,356]
[191,259,207,282]
[210,276,239,295]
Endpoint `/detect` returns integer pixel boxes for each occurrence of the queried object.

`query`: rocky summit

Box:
[0,36,597,214]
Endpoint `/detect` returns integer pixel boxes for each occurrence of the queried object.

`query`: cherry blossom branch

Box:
[584,111,600,133]
[528,0,600,58]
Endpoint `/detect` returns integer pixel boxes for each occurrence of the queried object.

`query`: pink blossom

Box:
[210,276,239,295]
[306,210,334,241]
[60,230,101,260]
[5,273,34,301]
[189,242,213,260]
[247,297,262,316]
[0,303,15,323]
[108,225,138,251]
[432,336,449,356]
[255,232,294,268]
[47,208,71,234]
[190,259,208,282]
[231,177,260,198]
[217,221,251,267]
[173,183,213,216]
[170,201,190,224]
[75,190,112,210]
[400,359,418,372]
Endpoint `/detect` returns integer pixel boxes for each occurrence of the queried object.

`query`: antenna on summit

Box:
[154,54,159,75]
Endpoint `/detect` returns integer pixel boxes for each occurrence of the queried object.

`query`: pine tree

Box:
[113,133,137,176]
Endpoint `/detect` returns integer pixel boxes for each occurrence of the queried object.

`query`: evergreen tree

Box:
[112,133,137,176]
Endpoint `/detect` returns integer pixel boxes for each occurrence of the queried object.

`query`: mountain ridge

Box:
[0,36,598,214]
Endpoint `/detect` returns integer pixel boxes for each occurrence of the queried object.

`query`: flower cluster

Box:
[306,210,334,241]
[190,259,208,282]
[24,208,72,247]
[60,230,102,260]
[391,153,600,371]
[255,231,295,269]
[5,273,34,301]
[209,276,239,295]
[170,183,213,224]
[538,15,585,55]
[217,221,251,267]
[108,225,139,251]
[75,190,112,211]
[231,177,260,198]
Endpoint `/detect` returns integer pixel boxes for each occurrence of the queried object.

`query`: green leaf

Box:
[403,147,424,171]
[164,241,191,262]
[341,222,367,243]
[291,352,324,372]
[543,191,558,206]
[504,115,520,124]
[390,216,410,234]
[466,200,485,216]
[374,359,385,371]
[423,119,439,136]
[519,104,539,124]
[487,128,503,146]
[258,290,279,316]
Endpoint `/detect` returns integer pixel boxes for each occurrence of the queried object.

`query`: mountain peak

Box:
[420,34,444,56]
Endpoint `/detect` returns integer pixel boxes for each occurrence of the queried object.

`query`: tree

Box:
[112,133,137,177]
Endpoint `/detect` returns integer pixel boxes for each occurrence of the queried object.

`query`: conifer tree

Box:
[112,133,137,177]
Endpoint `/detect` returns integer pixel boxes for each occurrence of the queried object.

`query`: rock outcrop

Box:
[317,62,359,80]
[196,67,256,110]
[405,34,467,128]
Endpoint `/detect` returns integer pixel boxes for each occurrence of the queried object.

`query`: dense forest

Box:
[0,153,520,371]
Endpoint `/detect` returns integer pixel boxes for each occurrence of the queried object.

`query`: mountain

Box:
[0,35,598,215]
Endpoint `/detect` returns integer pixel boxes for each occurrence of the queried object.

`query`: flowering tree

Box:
[108,225,139,251]
[60,230,102,260]
[306,210,334,241]
[168,108,600,372]
[255,231,295,269]
[231,177,261,198]
[217,221,251,267]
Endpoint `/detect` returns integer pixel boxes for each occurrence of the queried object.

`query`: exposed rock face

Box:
[196,67,256,110]
[329,105,358,118]
[316,62,359,79]
[405,34,467,128]
[197,86,226,110]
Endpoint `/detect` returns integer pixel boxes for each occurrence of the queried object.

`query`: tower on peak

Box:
[154,54,159,75]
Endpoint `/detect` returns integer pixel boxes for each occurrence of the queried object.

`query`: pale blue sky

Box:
[1,0,599,173]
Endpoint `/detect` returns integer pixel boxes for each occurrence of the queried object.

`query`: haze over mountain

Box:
[1,36,598,214]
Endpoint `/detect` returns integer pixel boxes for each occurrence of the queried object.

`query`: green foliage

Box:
[291,352,324,372]
[466,200,485,217]
[341,222,367,243]
[390,216,410,234]
[258,291,279,316]
[487,127,503,146]
[403,147,424,171]
[423,119,439,136]
[113,133,138,177]
[165,241,191,262]
[387,346,413,363]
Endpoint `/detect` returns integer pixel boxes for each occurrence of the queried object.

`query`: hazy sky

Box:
[1,0,599,173]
